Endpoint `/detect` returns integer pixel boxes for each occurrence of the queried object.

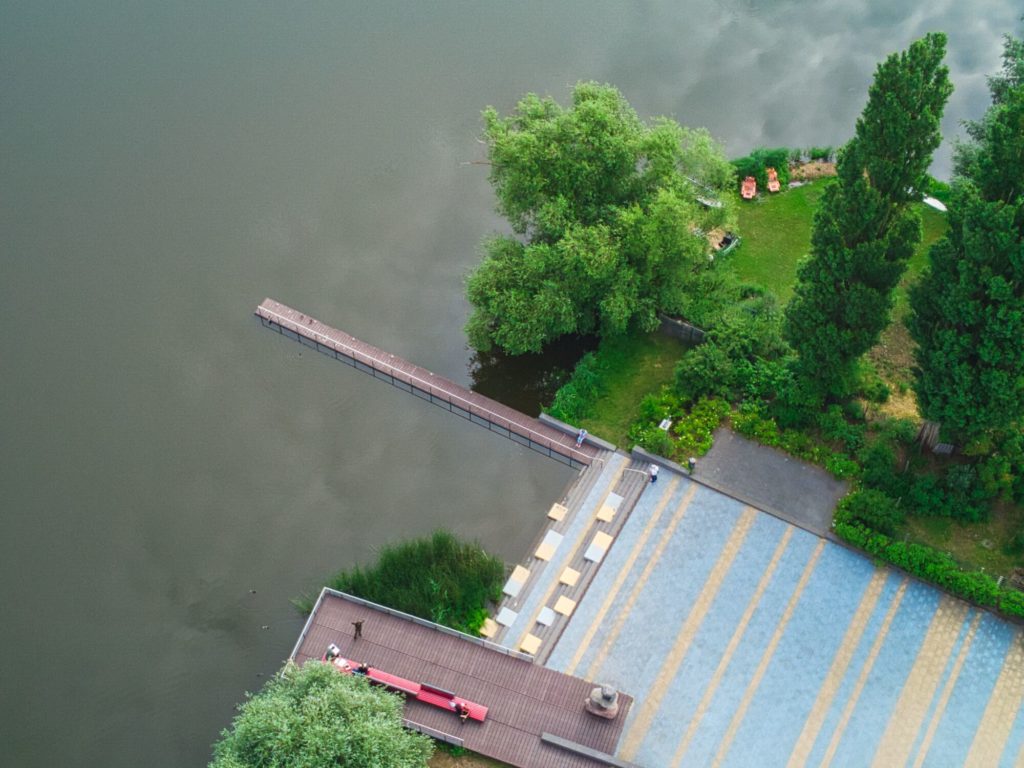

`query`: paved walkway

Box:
[698,427,848,537]
[537,464,1024,768]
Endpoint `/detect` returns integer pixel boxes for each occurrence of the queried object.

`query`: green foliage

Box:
[817,405,866,454]
[833,520,1006,609]
[546,352,603,424]
[674,292,789,403]
[732,147,792,190]
[210,661,433,768]
[808,146,834,162]
[836,489,904,536]
[858,439,907,498]
[785,34,953,398]
[296,531,504,636]
[924,175,953,204]
[912,33,1024,449]
[672,398,731,456]
[467,82,735,353]
[999,587,1024,618]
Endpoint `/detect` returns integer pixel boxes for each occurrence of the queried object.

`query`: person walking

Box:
[688,457,696,474]
[352,619,364,639]
[649,464,659,483]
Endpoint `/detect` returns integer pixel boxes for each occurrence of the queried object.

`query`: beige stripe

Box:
[870,597,969,768]
[709,539,827,768]
[513,459,631,649]
[785,569,888,768]
[912,610,983,768]
[582,483,699,680]
[820,578,909,768]
[670,527,794,768]
[619,507,758,761]
[964,633,1024,768]
[562,477,680,675]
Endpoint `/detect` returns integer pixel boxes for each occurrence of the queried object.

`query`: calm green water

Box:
[0,2,1016,765]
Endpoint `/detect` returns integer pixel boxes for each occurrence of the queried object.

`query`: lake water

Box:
[1,2,1017,765]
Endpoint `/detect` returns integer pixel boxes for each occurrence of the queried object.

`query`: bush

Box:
[836,489,904,536]
[296,531,505,636]
[859,440,907,497]
[732,147,792,191]
[628,422,674,456]
[999,588,1024,618]
[826,454,862,479]
[673,398,731,457]
[674,344,734,403]
[547,352,604,424]
[833,521,1004,611]
[877,417,918,446]
[808,146,834,161]
[817,405,866,454]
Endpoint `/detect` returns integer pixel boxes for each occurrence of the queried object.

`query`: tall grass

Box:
[295,530,505,635]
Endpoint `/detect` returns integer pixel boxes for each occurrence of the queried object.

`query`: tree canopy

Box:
[466,82,735,354]
[783,33,952,399]
[210,660,433,768]
[910,32,1024,448]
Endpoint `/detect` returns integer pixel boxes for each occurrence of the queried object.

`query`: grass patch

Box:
[294,531,505,635]
[904,501,1024,580]
[573,332,688,446]
[729,181,830,301]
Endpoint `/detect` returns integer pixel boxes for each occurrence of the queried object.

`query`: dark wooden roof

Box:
[293,591,632,768]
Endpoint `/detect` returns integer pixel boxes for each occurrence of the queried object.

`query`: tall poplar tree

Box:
[784,34,952,399]
[910,33,1024,448]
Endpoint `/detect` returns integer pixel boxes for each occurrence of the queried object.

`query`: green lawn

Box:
[730,181,948,306]
[578,332,686,446]
[729,182,829,302]
[904,500,1024,579]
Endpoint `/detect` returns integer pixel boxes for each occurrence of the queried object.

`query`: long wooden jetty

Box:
[255,298,597,468]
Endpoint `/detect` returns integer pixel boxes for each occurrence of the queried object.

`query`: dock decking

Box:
[255,298,598,468]
[293,590,633,768]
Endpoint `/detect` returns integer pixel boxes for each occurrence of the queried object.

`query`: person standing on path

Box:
[649,464,659,483]
[352,619,364,640]
[688,457,696,474]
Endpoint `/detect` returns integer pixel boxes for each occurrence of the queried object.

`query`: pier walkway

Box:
[255,298,597,469]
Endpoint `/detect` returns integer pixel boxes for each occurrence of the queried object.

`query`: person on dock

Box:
[649,464,659,483]
[355,662,370,675]
[576,428,588,448]
[352,619,364,639]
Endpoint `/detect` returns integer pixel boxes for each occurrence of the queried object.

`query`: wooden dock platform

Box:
[293,589,634,768]
[255,298,598,469]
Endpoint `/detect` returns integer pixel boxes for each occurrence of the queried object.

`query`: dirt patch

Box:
[789,161,837,182]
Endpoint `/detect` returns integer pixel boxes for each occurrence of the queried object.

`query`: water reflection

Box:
[467,336,599,416]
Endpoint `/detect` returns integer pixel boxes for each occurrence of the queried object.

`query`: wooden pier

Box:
[293,589,635,768]
[255,298,598,468]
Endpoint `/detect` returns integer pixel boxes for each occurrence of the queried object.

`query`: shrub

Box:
[999,588,1024,618]
[859,440,907,497]
[674,343,734,403]
[817,405,866,454]
[547,352,603,423]
[836,489,904,536]
[877,417,918,446]
[628,422,674,456]
[732,147,791,190]
[673,398,731,457]
[826,454,862,479]
[833,521,1006,612]
[808,146,834,161]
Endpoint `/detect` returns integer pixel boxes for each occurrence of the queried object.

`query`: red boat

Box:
[741,176,757,199]
[323,644,488,722]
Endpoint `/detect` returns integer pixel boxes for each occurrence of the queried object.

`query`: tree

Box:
[783,34,952,399]
[210,660,433,768]
[466,82,735,354]
[910,32,1024,448]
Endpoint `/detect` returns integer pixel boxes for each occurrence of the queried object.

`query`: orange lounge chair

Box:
[767,167,781,193]
[741,176,757,200]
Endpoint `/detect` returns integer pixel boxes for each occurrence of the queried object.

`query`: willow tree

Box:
[784,34,953,399]
[910,33,1024,449]
[466,82,735,354]
[210,661,433,768]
